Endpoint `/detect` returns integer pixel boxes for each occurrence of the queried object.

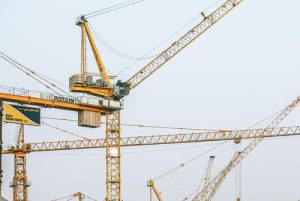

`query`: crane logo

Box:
[53,95,76,104]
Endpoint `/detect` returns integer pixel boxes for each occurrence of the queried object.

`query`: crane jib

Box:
[127,0,244,89]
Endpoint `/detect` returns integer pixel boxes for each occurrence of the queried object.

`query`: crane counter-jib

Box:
[0,86,124,112]
[0,93,104,113]
[0,86,124,127]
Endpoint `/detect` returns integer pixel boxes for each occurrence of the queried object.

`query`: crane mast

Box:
[106,111,121,201]
[192,96,300,201]
[9,125,30,201]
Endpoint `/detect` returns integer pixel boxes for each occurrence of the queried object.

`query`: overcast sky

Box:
[1,0,300,200]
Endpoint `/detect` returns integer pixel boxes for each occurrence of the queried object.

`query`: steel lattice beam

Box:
[192,96,300,201]
[106,111,121,201]
[127,0,244,89]
[3,126,300,154]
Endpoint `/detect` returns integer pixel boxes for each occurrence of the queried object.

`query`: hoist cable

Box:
[41,116,222,131]
[42,122,91,140]
[0,52,64,96]
[66,196,76,201]
[116,12,202,75]
[0,52,73,98]
[35,72,68,88]
[161,162,207,194]
[84,0,144,19]
[181,143,234,201]
[51,194,75,201]
[89,24,158,61]
[115,0,243,76]
[152,142,227,182]
[85,194,98,201]
[117,1,224,76]
[203,0,224,13]
[125,142,222,154]
[247,108,283,129]
[162,143,233,194]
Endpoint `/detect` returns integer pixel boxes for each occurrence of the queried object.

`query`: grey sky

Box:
[1,0,300,200]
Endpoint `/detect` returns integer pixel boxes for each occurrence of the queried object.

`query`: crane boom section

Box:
[127,0,243,89]
[3,126,300,154]
[83,21,112,88]
[192,96,300,201]
[201,156,215,199]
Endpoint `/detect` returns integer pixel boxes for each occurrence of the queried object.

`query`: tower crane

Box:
[191,96,300,201]
[9,125,30,201]
[3,124,300,201]
[0,0,247,200]
[70,1,247,199]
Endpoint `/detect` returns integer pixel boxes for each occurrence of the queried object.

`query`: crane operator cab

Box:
[115,80,131,97]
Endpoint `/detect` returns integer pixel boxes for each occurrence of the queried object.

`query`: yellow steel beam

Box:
[0,93,105,113]
[70,85,113,98]
[83,21,112,88]
[105,111,121,201]
[148,179,163,201]
[3,126,300,154]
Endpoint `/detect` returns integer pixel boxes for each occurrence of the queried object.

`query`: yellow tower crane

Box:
[9,125,30,201]
[0,0,248,200]
[3,124,300,201]
[69,1,245,200]
[191,96,300,201]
